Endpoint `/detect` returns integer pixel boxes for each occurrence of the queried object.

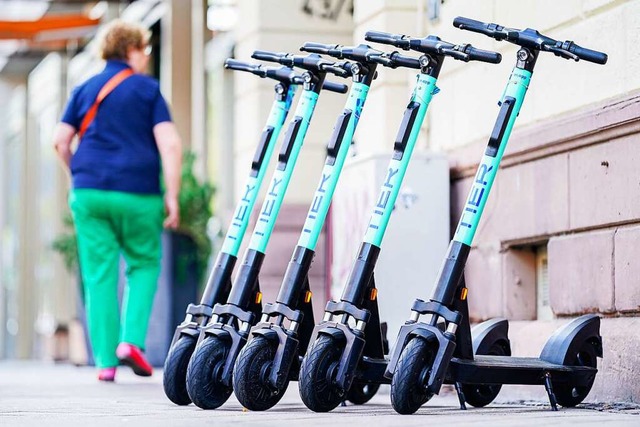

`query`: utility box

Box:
[331,152,450,341]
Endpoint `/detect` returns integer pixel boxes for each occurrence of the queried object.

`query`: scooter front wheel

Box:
[163,335,197,405]
[233,336,288,411]
[298,335,345,412]
[390,336,436,414]
[185,336,233,409]
[553,341,598,407]
[347,382,380,405]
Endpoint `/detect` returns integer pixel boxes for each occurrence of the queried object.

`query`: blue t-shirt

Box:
[61,60,172,195]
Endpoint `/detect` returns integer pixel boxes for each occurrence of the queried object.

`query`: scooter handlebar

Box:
[224,59,259,73]
[454,16,607,65]
[252,50,288,63]
[322,80,349,94]
[387,52,423,69]
[300,42,341,57]
[364,30,408,49]
[464,45,502,64]
[452,16,496,38]
[568,42,608,64]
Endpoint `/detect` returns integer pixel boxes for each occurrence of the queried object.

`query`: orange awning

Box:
[0,14,99,40]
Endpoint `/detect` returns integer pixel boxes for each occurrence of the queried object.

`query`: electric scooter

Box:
[297,33,502,413]
[162,59,348,406]
[163,60,297,405]
[385,17,608,415]
[232,43,425,411]
[184,52,351,410]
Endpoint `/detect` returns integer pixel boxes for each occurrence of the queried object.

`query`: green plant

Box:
[51,213,79,273]
[52,150,215,283]
[176,150,215,280]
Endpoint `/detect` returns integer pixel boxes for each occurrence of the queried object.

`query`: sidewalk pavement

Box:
[1,361,638,426]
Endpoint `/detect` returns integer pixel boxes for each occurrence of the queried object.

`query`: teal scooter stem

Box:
[232,43,425,411]
[184,52,350,410]
[297,32,502,413]
[387,18,607,415]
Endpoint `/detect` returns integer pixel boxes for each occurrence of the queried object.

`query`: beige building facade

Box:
[219,0,640,403]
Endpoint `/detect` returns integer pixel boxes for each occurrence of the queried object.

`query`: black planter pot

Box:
[145,231,200,367]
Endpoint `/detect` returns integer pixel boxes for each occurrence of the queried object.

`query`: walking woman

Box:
[52,20,182,382]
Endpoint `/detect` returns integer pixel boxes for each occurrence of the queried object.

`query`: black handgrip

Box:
[569,43,608,65]
[466,46,502,64]
[453,16,491,36]
[322,80,349,94]
[368,54,394,67]
[224,59,258,73]
[389,52,422,69]
[364,30,399,46]
[300,42,336,55]
[252,50,287,63]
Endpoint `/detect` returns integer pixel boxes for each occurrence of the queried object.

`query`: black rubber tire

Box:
[185,336,233,410]
[298,335,345,412]
[390,336,436,415]
[233,336,288,411]
[163,335,197,405]
[553,341,598,407]
[347,382,381,405]
[460,341,508,407]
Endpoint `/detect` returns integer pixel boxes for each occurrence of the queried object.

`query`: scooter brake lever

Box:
[545,44,580,61]
[320,62,351,77]
[440,47,470,61]
[367,53,394,67]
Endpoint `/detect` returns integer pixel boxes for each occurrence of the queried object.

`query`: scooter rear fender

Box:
[540,314,603,365]
[471,317,512,356]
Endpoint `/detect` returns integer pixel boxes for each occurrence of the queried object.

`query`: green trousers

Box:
[70,189,164,368]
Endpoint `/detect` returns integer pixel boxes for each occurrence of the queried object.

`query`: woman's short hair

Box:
[97,19,150,61]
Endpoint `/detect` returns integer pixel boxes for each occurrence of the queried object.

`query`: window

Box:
[536,245,552,320]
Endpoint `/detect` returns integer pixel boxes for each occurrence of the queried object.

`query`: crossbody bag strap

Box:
[78,68,134,140]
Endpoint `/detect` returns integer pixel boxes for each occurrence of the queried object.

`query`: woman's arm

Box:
[52,122,76,171]
[154,121,183,229]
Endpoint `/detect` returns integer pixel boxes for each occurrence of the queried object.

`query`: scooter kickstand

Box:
[543,372,558,411]
[454,382,467,410]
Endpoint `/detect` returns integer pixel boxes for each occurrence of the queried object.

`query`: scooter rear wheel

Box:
[233,336,288,411]
[553,341,598,407]
[347,382,380,405]
[185,336,233,409]
[163,335,197,405]
[390,336,436,415]
[299,335,344,412]
[460,340,508,407]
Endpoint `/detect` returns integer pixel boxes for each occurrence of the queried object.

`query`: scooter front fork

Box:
[309,285,388,392]
[385,299,462,395]
[169,252,237,346]
[194,249,265,387]
[248,248,318,389]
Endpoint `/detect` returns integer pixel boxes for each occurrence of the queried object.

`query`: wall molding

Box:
[449,90,640,180]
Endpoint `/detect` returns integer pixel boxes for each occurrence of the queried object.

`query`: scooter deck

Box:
[448,355,597,386]
[357,356,391,384]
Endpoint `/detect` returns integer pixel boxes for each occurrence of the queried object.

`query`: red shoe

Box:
[116,343,153,377]
[98,367,117,382]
